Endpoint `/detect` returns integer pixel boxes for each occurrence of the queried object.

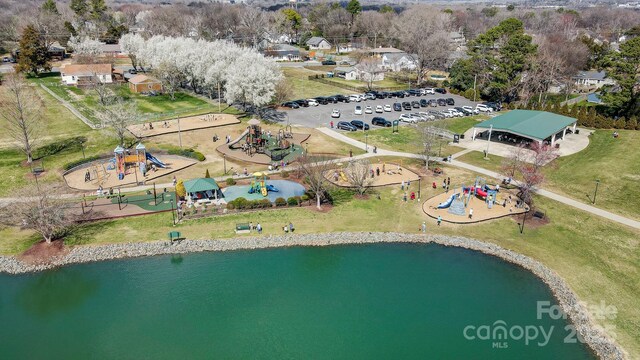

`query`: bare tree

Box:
[344,159,372,195]
[357,56,382,90]
[0,185,74,244]
[296,154,334,210]
[414,122,444,171]
[355,11,392,48]
[238,7,267,48]
[504,142,558,205]
[273,79,293,105]
[100,99,139,145]
[154,62,183,101]
[0,73,43,163]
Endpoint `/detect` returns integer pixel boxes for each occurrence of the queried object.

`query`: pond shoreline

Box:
[0,232,624,359]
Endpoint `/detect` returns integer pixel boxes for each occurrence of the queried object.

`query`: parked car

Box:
[435,88,447,94]
[354,105,363,115]
[411,113,427,121]
[377,91,390,99]
[350,120,370,130]
[437,98,447,106]
[429,110,445,119]
[336,121,357,131]
[375,105,384,113]
[372,117,392,127]
[393,103,402,111]
[365,92,377,100]
[358,94,367,102]
[384,104,393,112]
[461,105,479,114]
[294,99,309,107]
[408,89,422,96]
[326,96,339,103]
[424,88,435,95]
[399,114,419,123]
[128,68,137,74]
[314,96,329,105]
[331,109,341,118]
[418,112,435,120]
[475,104,493,113]
[446,98,455,106]
[392,91,406,98]
[365,106,373,114]
[2,57,10,62]
[420,99,428,107]
[282,102,299,109]
[411,101,420,108]
[440,110,454,118]
[483,101,502,111]
[335,95,350,103]
[448,108,463,117]
[322,60,337,65]
[349,94,360,102]
[428,99,438,107]
[402,102,412,110]
[307,99,319,106]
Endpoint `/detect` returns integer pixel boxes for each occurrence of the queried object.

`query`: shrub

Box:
[281,170,290,178]
[226,178,236,185]
[226,202,235,210]
[287,197,299,206]
[63,155,102,171]
[36,136,87,159]
[301,194,310,203]
[167,147,206,161]
[257,199,272,208]
[230,197,250,209]
[275,197,287,207]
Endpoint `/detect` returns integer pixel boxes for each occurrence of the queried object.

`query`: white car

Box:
[448,108,463,117]
[331,109,341,118]
[307,99,319,106]
[475,104,493,113]
[410,113,427,121]
[358,94,367,102]
[365,106,373,114]
[441,110,454,118]
[419,111,435,120]
[384,104,392,112]
[354,105,363,115]
[375,105,384,113]
[399,114,418,123]
[349,94,361,102]
[424,88,435,95]
[462,105,479,114]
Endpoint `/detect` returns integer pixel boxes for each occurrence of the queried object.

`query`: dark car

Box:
[402,102,412,110]
[446,98,455,106]
[294,99,309,107]
[437,98,447,106]
[408,89,422,96]
[483,101,502,111]
[392,91,405,98]
[393,102,402,111]
[281,102,299,109]
[372,117,392,127]
[456,106,473,116]
[322,60,337,65]
[326,96,339,104]
[334,94,350,103]
[429,99,438,107]
[336,121,357,131]
[314,96,329,105]
[411,101,420,108]
[420,99,428,107]
[350,120,370,130]
[435,88,447,94]
[377,91,389,99]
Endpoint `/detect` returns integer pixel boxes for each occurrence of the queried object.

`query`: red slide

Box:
[474,187,488,198]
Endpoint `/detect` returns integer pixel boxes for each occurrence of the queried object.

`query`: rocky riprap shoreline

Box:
[0,232,624,359]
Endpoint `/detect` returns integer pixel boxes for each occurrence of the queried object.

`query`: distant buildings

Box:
[306,37,332,50]
[573,70,615,90]
[262,44,301,61]
[60,64,113,86]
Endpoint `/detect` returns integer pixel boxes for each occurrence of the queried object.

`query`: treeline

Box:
[514,102,639,130]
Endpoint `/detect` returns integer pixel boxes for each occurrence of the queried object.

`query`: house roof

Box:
[263,44,300,56]
[101,43,121,53]
[384,52,410,62]
[307,37,329,46]
[369,47,404,54]
[334,66,356,73]
[129,74,160,84]
[574,70,607,81]
[183,178,219,193]
[61,64,112,76]
[474,110,577,141]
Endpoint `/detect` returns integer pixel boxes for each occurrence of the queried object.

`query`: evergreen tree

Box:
[16,25,50,76]
[64,21,78,37]
[600,36,640,118]
[625,116,638,130]
[205,169,211,178]
[90,0,107,20]
[614,117,626,129]
[346,0,362,23]
[378,5,394,14]
[70,0,88,17]
[41,0,59,15]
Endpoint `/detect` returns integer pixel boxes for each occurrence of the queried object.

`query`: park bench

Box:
[235,223,251,234]
[168,231,183,242]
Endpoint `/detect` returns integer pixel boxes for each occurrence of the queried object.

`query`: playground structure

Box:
[424,176,527,223]
[228,119,301,162]
[114,144,166,181]
[248,172,280,197]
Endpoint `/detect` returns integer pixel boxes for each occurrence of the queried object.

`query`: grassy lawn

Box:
[1,159,638,357]
[282,67,354,100]
[323,76,409,91]
[545,93,579,104]
[456,129,640,221]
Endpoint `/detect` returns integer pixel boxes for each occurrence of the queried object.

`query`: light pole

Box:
[418,177,421,201]
[519,209,527,234]
[177,118,182,148]
[593,179,600,205]
[365,133,368,152]
[223,153,227,175]
[484,124,493,159]
[170,198,176,226]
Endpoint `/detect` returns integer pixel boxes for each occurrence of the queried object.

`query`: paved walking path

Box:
[317,127,640,230]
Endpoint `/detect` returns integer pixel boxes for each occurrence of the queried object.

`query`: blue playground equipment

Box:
[437,193,457,209]
[265,184,279,192]
[248,172,279,196]
[146,152,167,168]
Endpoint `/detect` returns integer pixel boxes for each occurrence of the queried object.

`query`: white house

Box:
[262,44,301,61]
[306,37,332,50]
[61,64,113,86]
[356,65,385,82]
[573,70,615,89]
[381,52,417,72]
[334,66,358,81]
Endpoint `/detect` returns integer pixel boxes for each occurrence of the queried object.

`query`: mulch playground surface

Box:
[216,133,311,165]
[127,113,240,138]
[325,162,420,187]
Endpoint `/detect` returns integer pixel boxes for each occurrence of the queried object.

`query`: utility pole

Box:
[519,210,527,234]
[484,124,493,159]
[178,118,182,148]
[593,179,600,205]
[473,74,477,102]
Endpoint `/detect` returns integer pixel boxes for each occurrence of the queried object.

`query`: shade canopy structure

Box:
[183,178,220,193]
[473,110,577,143]
[247,118,261,126]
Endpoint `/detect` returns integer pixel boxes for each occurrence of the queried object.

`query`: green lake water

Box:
[0,243,595,359]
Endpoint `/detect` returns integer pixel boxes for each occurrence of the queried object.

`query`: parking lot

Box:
[281,92,482,129]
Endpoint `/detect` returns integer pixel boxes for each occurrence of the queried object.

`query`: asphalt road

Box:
[281,93,481,128]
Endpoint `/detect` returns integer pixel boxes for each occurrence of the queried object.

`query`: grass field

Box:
[455,129,640,220]
[322,76,409,91]
[2,159,638,358]
[282,68,354,100]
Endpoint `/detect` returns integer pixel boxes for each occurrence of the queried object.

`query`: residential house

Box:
[48,42,66,60]
[573,70,615,90]
[262,44,301,61]
[101,43,124,57]
[380,52,417,72]
[369,47,405,56]
[449,31,466,46]
[334,66,358,81]
[60,63,113,86]
[128,74,162,93]
[356,64,385,82]
[306,37,332,50]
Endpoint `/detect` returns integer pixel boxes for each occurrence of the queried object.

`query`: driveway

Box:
[281,93,481,128]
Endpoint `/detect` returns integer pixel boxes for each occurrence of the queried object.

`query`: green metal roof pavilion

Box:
[474,110,577,141]
[183,178,219,193]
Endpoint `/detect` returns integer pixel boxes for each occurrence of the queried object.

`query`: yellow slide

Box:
[261,181,267,196]
[340,171,348,182]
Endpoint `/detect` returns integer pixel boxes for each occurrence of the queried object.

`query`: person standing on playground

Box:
[421,222,426,233]
[401,180,405,191]
[349,150,353,158]
[469,208,474,219]
[437,216,442,226]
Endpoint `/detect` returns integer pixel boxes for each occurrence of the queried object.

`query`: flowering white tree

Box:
[224,50,281,108]
[68,36,103,57]
[120,33,145,70]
